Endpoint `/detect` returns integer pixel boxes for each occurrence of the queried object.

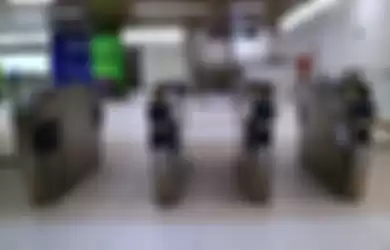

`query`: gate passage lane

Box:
[0,92,389,218]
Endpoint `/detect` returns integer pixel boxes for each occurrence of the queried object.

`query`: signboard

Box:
[91,34,125,82]
[51,32,92,87]
[295,54,314,82]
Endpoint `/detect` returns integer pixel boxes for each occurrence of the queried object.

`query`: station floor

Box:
[0,93,390,250]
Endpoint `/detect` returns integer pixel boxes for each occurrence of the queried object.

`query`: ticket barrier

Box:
[147,86,188,206]
[236,82,275,203]
[300,76,374,200]
[14,85,100,205]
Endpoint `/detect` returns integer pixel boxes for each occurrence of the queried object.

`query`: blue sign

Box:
[51,32,92,87]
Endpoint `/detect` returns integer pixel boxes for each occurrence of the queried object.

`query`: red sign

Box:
[296,55,313,72]
[295,54,314,82]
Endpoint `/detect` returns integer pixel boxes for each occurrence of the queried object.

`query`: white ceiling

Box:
[0,0,340,38]
[0,1,47,36]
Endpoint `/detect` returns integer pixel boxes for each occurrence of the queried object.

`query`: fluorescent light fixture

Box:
[120,26,185,45]
[233,36,270,61]
[279,0,339,32]
[0,26,184,47]
[0,32,48,46]
[0,26,185,74]
[8,0,51,5]
[0,54,49,74]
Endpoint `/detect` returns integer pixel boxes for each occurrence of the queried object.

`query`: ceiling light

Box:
[0,32,48,46]
[0,26,184,47]
[120,26,185,45]
[233,36,270,61]
[0,53,49,74]
[8,0,51,5]
[279,0,339,32]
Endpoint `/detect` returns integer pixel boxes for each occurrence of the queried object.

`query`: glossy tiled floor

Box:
[0,94,390,250]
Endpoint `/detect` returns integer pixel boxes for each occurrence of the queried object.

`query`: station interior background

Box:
[0,0,390,249]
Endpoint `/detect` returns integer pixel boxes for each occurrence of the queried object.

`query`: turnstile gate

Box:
[15,85,100,205]
[236,81,275,203]
[299,74,375,200]
[147,84,188,206]
[147,80,276,206]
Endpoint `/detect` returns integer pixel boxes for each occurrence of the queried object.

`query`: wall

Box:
[140,38,296,108]
[281,0,390,120]
[141,44,189,91]
[244,64,295,108]
[0,5,46,33]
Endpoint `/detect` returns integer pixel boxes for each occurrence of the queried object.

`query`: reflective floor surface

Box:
[0,94,390,250]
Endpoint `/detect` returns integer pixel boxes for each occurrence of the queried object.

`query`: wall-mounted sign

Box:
[295,54,314,82]
[51,32,92,87]
[91,33,125,82]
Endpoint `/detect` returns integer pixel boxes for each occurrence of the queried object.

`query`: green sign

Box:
[91,34,125,81]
